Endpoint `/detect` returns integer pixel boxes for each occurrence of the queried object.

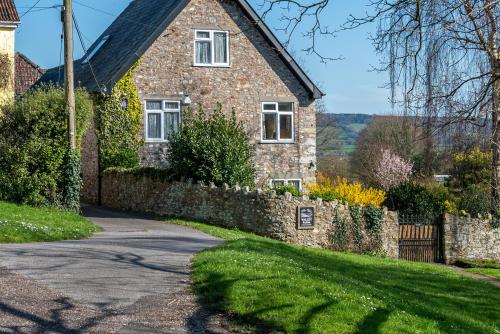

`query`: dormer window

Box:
[82,35,110,64]
[194,30,229,67]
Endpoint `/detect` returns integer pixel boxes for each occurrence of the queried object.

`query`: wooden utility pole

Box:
[63,0,76,149]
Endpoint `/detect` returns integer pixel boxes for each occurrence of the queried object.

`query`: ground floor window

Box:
[271,179,302,191]
[145,100,181,142]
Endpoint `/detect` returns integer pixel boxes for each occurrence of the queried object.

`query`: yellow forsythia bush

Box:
[307,176,386,207]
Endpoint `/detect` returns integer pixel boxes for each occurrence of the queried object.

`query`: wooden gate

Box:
[398,215,443,263]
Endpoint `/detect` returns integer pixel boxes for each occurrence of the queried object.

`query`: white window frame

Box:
[193,29,230,67]
[261,102,295,143]
[144,100,181,143]
[270,179,303,191]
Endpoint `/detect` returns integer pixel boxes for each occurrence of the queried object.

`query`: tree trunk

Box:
[491,67,500,210]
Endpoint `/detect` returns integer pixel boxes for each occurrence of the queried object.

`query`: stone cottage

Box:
[39,0,324,203]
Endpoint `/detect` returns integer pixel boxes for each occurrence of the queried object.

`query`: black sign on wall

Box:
[297,206,315,230]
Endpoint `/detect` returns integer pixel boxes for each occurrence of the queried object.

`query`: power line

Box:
[20,0,42,18]
[72,10,101,91]
[73,0,156,28]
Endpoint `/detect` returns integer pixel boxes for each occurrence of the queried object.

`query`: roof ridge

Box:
[39,0,324,99]
[16,52,44,73]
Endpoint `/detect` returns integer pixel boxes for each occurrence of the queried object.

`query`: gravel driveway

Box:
[0,206,230,333]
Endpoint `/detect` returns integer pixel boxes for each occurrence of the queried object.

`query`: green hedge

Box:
[384,182,449,219]
[0,85,92,210]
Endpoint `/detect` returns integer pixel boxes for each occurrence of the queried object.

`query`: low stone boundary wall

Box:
[101,171,399,258]
[443,214,500,264]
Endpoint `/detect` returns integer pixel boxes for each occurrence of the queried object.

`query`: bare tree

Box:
[262,0,500,206]
[259,0,337,62]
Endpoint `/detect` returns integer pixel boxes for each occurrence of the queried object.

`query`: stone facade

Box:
[134,0,317,188]
[101,170,399,257]
[443,214,500,264]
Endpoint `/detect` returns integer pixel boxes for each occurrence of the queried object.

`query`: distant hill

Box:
[316,113,490,159]
[317,113,375,157]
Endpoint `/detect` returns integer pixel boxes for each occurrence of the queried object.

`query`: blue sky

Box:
[14,0,391,115]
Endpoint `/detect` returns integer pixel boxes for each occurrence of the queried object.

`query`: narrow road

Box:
[0,206,228,333]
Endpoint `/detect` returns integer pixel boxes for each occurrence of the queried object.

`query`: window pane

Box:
[214,32,228,63]
[196,41,212,64]
[147,113,162,139]
[146,101,162,110]
[164,102,179,110]
[263,103,277,111]
[278,102,293,112]
[196,31,210,39]
[164,112,180,139]
[279,114,293,140]
[272,180,285,188]
[263,113,277,140]
[288,180,301,190]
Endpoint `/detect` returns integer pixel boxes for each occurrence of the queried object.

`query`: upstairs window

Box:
[261,102,294,142]
[145,100,181,142]
[194,30,229,66]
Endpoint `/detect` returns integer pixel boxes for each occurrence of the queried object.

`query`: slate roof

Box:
[15,53,44,96]
[39,0,323,99]
[0,0,19,23]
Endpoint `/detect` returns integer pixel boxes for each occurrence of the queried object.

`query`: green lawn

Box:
[0,201,102,243]
[170,219,500,334]
[466,268,500,280]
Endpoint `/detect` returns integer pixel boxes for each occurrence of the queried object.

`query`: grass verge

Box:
[456,259,500,281]
[0,201,102,243]
[169,219,500,334]
[466,268,500,280]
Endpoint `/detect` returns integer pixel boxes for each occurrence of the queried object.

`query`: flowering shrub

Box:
[374,149,413,190]
[307,176,386,207]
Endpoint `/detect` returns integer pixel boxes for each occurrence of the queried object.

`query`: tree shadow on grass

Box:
[354,308,391,334]
[190,272,297,333]
[192,237,500,334]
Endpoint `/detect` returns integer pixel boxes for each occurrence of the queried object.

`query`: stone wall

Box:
[134,0,317,188]
[101,171,399,258]
[443,214,500,264]
[80,118,99,204]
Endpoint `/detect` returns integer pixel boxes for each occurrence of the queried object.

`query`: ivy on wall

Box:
[349,205,364,250]
[331,204,386,254]
[95,61,143,170]
[332,207,350,251]
[364,206,384,236]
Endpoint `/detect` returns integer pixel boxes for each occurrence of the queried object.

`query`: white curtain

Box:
[196,41,211,64]
[214,32,227,63]
[164,112,180,139]
[263,113,277,140]
[148,113,161,139]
